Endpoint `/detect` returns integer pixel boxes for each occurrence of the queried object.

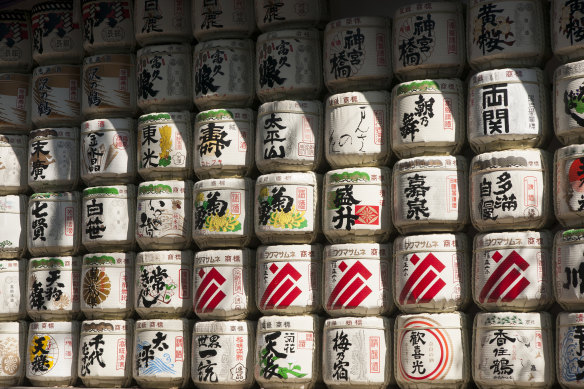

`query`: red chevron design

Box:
[479,250,531,303]
[195,267,227,313]
[260,263,302,310]
[327,260,373,310]
[399,253,446,305]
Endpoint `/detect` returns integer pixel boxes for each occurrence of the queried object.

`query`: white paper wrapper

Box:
[134,0,191,46]
[554,60,584,145]
[0,321,26,387]
[257,244,321,315]
[473,312,554,389]
[0,195,27,259]
[0,260,26,320]
[0,73,31,133]
[555,145,584,227]
[193,0,256,41]
[0,11,32,73]
[0,135,28,195]
[554,229,584,310]
[254,0,328,32]
[552,0,584,63]
[82,0,135,54]
[557,312,584,388]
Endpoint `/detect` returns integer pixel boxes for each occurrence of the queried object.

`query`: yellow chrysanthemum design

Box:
[196,192,205,203]
[205,210,241,232]
[159,125,173,160]
[270,205,307,229]
[259,187,269,198]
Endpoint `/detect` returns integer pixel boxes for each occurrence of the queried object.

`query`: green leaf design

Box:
[159,156,171,167]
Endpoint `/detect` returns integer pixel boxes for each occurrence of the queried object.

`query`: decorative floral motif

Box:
[269,205,307,229]
[83,267,111,307]
[205,209,241,232]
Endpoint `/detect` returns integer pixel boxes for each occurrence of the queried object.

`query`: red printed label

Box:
[376,33,386,66]
[524,176,538,207]
[175,336,184,361]
[117,338,126,370]
[369,336,380,373]
[120,272,128,303]
[195,267,226,313]
[69,79,78,101]
[296,187,307,211]
[447,19,457,54]
[65,207,74,236]
[64,337,73,359]
[327,261,372,310]
[302,117,315,143]
[479,250,531,303]
[72,270,79,302]
[355,205,380,225]
[399,253,446,305]
[113,133,128,149]
[260,263,302,310]
[447,176,458,212]
[238,130,247,151]
[373,110,384,145]
[443,98,453,130]
[179,269,190,299]
[231,192,241,215]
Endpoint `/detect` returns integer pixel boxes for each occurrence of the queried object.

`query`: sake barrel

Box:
[395,312,470,388]
[470,149,553,232]
[323,243,393,317]
[0,10,32,73]
[557,312,584,388]
[552,0,584,63]
[555,145,584,227]
[467,0,549,70]
[82,0,135,54]
[137,44,192,112]
[473,312,554,389]
[137,112,192,180]
[81,252,134,319]
[193,178,254,249]
[0,321,26,386]
[82,185,136,252]
[194,249,255,320]
[0,260,25,320]
[31,1,83,66]
[80,118,136,186]
[194,108,255,179]
[323,167,392,244]
[193,39,254,111]
[26,256,81,321]
[255,0,328,32]
[78,319,133,388]
[324,17,391,93]
[393,2,465,81]
[0,73,31,133]
[82,54,137,119]
[136,180,192,250]
[257,244,321,315]
[27,192,81,257]
[391,79,465,158]
[554,60,584,145]
[468,68,550,153]
[393,155,468,234]
[134,0,191,46]
[31,65,81,128]
[135,250,192,319]
[0,134,27,195]
[192,320,255,389]
[256,29,322,102]
[0,195,26,259]
[325,91,391,168]
[193,0,256,41]
[323,316,390,389]
[134,318,191,389]
[255,315,321,389]
[255,172,321,244]
[473,230,553,312]
[554,229,584,310]
[394,233,469,314]
[256,100,322,174]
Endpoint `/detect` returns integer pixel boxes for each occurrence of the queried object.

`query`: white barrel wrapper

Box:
[473,230,553,312]
[555,145,584,227]
[393,2,466,81]
[257,100,321,174]
[554,60,584,145]
[394,233,469,314]
[82,185,136,252]
[557,312,584,388]
[31,64,81,128]
[395,312,470,388]
[0,260,26,320]
[255,172,320,244]
[26,321,79,387]
[137,44,192,112]
[194,249,255,320]
[134,318,191,389]
[473,312,554,389]
[0,195,26,259]
[81,252,134,319]
[82,0,135,54]
[324,17,391,93]
[135,250,192,319]
[323,316,391,388]
[0,135,28,195]
[82,53,137,119]
[0,321,26,387]
[467,0,548,70]
[470,149,553,232]
[393,155,468,234]
[256,29,322,102]
[392,79,465,158]
[195,108,255,179]
[257,244,321,315]
[255,315,321,389]
[134,0,191,46]
[468,68,550,153]
[554,229,584,310]
[0,11,32,73]
[31,1,83,66]
[27,192,81,257]
[325,90,391,168]
[0,73,31,133]
[136,180,192,250]
[553,0,584,63]
[324,243,393,317]
[78,319,133,388]
[323,167,392,244]
[193,39,255,111]
[193,178,255,249]
[191,320,255,389]
[193,0,256,41]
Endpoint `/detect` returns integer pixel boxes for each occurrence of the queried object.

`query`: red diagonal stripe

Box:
[420,278,447,303]
[486,269,521,303]
[196,283,219,312]
[333,277,365,309]
[328,261,372,308]
[479,250,529,303]
[345,285,372,308]
[260,263,302,308]
[195,268,226,301]
[501,277,530,302]
[202,290,227,312]
[278,286,302,308]
[265,278,294,309]
[399,253,445,304]
[407,271,438,304]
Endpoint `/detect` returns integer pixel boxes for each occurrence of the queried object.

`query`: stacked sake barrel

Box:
[466,1,556,388]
